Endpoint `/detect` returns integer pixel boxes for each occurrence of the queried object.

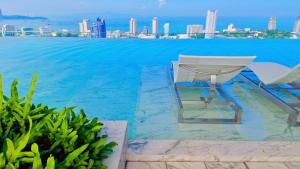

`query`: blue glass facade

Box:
[97,17,106,38]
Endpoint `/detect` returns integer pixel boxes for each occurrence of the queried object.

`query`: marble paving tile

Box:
[102,121,128,169]
[205,162,247,169]
[246,162,289,169]
[284,162,300,169]
[127,140,300,162]
[126,162,167,169]
[166,162,206,169]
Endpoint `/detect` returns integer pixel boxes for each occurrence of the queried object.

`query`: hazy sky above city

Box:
[0,0,299,17]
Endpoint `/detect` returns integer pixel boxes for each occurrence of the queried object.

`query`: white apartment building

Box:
[152,17,158,36]
[205,10,217,39]
[163,23,170,36]
[130,18,137,35]
[187,25,203,35]
[268,16,277,31]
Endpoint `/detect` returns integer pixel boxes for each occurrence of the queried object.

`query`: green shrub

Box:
[0,73,117,169]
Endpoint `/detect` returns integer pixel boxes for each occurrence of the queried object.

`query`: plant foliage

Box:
[0,73,117,169]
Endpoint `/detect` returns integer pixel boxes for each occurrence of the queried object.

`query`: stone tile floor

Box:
[126,162,300,169]
[126,141,300,169]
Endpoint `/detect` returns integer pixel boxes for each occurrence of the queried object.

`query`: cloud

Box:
[158,0,166,7]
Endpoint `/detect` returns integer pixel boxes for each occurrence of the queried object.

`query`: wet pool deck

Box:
[126,162,300,169]
[102,121,300,169]
[126,140,300,169]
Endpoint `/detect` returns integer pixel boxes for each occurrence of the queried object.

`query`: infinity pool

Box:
[1,38,300,140]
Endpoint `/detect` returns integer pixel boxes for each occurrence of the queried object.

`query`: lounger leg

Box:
[217,86,243,123]
[176,84,184,123]
[239,74,299,126]
[200,75,217,106]
[288,112,299,126]
[200,85,216,106]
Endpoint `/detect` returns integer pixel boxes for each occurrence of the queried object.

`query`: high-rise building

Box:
[79,19,91,36]
[152,17,158,36]
[205,10,217,39]
[187,25,203,35]
[82,19,90,33]
[129,18,137,35]
[97,17,106,38]
[225,24,237,33]
[143,26,148,35]
[79,22,84,34]
[90,23,98,36]
[294,16,300,34]
[268,16,277,32]
[163,23,170,36]
[2,24,15,36]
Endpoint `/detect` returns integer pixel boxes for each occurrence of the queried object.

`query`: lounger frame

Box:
[170,65,243,124]
[239,71,300,126]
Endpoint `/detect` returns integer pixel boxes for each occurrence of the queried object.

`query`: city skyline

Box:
[0,0,300,17]
[2,9,300,38]
[70,10,300,40]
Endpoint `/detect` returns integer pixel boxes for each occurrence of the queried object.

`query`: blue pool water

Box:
[1,38,300,140]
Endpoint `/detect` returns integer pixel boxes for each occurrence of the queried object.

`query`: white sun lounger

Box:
[171,55,256,124]
[248,62,300,85]
[240,62,300,126]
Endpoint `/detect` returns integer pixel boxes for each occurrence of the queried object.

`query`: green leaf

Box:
[54,109,65,129]
[45,155,55,169]
[31,113,47,120]
[23,73,37,116]
[0,153,6,168]
[87,159,94,169]
[91,125,102,132]
[31,105,46,114]
[19,157,33,163]
[61,120,68,133]
[68,131,77,138]
[69,135,78,145]
[63,144,89,167]
[5,163,16,169]
[4,139,15,161]
[31,143,42,169]
[10,80,19,100]
[15,152,34,158]
[16,117,32,152]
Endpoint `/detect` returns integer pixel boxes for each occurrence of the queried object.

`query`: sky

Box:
[0,0,299,18]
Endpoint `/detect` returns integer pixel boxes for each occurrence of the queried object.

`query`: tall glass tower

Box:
[0,9,3,18]
[97,17,106,38]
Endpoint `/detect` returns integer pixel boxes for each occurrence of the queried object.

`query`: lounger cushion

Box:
[173,55,256,83]
[248,62,300,85]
